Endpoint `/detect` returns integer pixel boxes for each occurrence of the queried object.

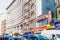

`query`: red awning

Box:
[33,25,47,31]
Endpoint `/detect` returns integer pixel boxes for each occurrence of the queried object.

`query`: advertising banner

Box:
[54,21,60,30]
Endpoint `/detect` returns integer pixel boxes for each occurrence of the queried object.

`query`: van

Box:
[41,30,60,40]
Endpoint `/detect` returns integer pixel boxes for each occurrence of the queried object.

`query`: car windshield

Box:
[56,34,60,38]
[23,38,27,40]
[29,37,36,40]
[40,37,49,40]
[14,38,21,40]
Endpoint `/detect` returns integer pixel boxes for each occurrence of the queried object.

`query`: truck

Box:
[41,30,60,40]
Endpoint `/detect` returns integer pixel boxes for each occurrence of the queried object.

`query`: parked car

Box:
[2,33,14,40]
[23,32,49,40]
[13,34,26,40]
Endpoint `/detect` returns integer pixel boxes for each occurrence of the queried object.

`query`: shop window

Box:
[58,0,60,5]
[39,20,48,26]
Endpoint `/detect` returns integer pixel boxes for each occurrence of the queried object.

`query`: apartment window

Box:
[46,7,50,11]
[17,26,19,28]
[46,0,49,2]
[26,0,29,3]
[28,13,30,18]
[26,22,29,26]
[58,10,60,14]
[58,0,60,5]
[31,22,35,26]
[14,27,16,29]
[39,20,48,27]
[20,24,23,29]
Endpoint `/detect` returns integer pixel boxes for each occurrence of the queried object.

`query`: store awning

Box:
[33,26,47,33]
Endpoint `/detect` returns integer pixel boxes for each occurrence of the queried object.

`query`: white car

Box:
[41,30,60,40]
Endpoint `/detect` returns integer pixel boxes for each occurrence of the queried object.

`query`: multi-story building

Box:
[22,0,55,31]
[6,0,55,33]
[36,0,55,28]
[1,19,6,34]
[6,0,22,34]
[22,0,36,31]
[55,0,60,20]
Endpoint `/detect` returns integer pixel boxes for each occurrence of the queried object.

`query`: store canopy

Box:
[33,26,47,34]
[33,25,54,32]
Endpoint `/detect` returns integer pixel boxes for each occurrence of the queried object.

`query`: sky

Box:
[0,0,13,34]
[0,0,13,13]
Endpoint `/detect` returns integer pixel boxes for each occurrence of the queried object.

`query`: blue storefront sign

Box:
[53,21,60,30]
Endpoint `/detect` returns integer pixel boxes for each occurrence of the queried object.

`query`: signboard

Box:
[54,21,60,30]
[33,26,46,34]
[46,25,54,30]
[37,11,52,24]
[37,14,48,21]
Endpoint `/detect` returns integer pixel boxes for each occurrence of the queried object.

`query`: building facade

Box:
[1,19,6,34]
[6,0,22,34]
[36,0,55,17]
[55,0,60,20]
[22,0,55,31]
[6,0,55,33]
[22,0,36,31]
[36,0,55,27]
[37,11,52,27]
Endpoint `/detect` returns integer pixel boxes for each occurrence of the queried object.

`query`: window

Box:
[58,0,60,5]
[58,10,60,14]
[26,13,30,19]
[46,7,50,11]
[39,20,48,26]
[30,37,36,40]
[32,22,35,26]
[40,37,49,40]
[17,26,19,28]
[56,34,60,38]
[46,0,49,2]
[28,13,30,18]
[30,28,34,30]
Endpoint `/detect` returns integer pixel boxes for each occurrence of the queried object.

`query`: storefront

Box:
[33,25,54,34]
[33,26,47,34]
[37,11,52,27]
